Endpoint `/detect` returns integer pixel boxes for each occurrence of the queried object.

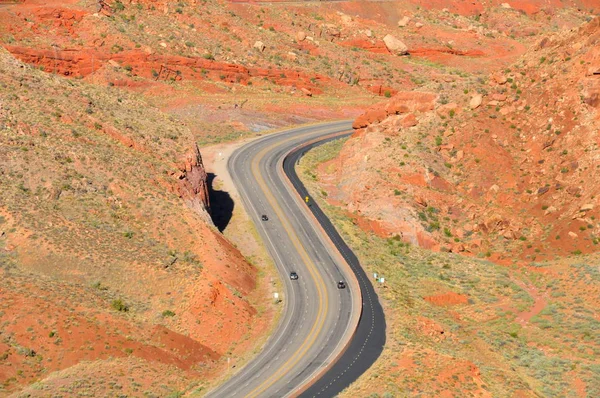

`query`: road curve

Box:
[284,135,386,397]
[206,121,385,397]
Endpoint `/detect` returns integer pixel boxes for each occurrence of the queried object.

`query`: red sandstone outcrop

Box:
[353,91,437,129]
[176,144,210,218]
[3,46,329,94]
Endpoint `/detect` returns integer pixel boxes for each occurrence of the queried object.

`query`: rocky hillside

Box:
[1,0,599,395]
[297,15,600,398]
[301,140,600,398]
[0,47,266,395]
[2,0,594,131]
[320,16,600,263]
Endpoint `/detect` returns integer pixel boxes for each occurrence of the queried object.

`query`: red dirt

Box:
[424,292,469,306]
[0,276,218,387]
[512,280,548,324]
[338,38,389,54]
[387,348,490,397]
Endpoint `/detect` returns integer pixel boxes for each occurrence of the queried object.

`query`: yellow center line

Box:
[244,127,337,397]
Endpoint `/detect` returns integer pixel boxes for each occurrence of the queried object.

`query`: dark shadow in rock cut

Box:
[207,173,234,232]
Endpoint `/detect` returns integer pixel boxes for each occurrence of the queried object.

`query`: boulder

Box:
[296,31,306,42]
[452,244,466,253]
[493,74,508,85]
[385,113,418,129]
[580,204,594,212]
[352,108,388,129]
[353,91,437,129]
[503,230,517,240]
[327,28,342,38]
[400,113,418,128]
[398,16,411,27]
[385,101,410,115]
[383,34,408,55]
[436,103,458,117]
[581,77,600,108]
[414,195,428,207]
[586,66,600,76]
[469,94,483,109]
[253,41,266,52]
[386,91,438,113]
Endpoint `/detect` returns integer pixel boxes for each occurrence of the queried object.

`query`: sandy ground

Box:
[202,138,253,199]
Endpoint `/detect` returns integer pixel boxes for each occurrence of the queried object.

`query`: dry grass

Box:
[297,139,600,397]
[0,48,267,395]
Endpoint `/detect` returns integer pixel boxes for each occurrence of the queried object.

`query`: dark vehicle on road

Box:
[290,272,298,280]
[261,214,269,221]
[337,281,346,289]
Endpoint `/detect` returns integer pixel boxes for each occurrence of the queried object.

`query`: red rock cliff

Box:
[177,144,211,220]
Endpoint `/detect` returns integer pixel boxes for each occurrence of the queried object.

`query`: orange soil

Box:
[0,276,217,386]
[424,292,469,306]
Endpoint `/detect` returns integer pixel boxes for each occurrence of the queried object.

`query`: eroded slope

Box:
[0,47,267,395]
[321,17,600,262]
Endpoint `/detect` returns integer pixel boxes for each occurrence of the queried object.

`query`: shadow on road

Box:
[207,173,234,232]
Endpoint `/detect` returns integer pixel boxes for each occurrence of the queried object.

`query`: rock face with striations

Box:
[177,144,211,220]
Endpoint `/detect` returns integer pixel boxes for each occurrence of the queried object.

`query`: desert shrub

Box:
[111,299,129,312]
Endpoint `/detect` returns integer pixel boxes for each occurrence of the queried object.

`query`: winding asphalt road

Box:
[207,121,385,398]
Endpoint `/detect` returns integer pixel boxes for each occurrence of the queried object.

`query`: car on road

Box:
[290,272,298,280]
[337,280,346,289]
[261,214,269,221]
